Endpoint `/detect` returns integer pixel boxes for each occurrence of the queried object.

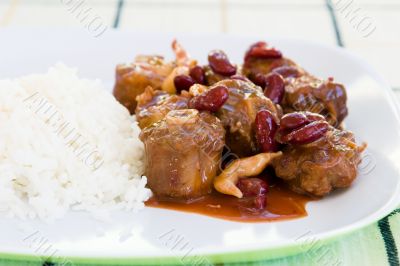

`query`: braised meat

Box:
[243,57,305,80]
[283,75,348,127]
[242,42,348,127]
[273,126,366,197]
[140,109,225,199]
[214,79,280,157]
[113,40,196,114]
[115,40,366,216]
[113,55,175,114]
[135,86,189,129]
[242,41,305,81]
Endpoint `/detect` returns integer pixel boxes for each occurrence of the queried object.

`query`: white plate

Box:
[1,29,400,265]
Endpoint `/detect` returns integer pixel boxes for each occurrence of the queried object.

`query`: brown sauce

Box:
[145,180,316,222]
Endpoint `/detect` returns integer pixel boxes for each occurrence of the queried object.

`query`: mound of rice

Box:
[0,64,151,220]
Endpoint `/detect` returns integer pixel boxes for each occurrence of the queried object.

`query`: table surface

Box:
[0,0,399,95]
[0,1,399,266]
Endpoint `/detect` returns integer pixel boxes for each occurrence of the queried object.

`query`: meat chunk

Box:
[243,57,305,80]
[242,53,348,127]
[113,40,195,113]
[214,79,280,157]
[113,55,175,114]
[272,127,366,196]
[140,109,225,199]
[135,86,189,129]
[283,75,348,127]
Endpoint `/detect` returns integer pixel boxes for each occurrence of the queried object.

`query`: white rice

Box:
[0,64,151,220]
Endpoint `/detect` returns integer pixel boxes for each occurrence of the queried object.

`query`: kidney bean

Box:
[280,113,308,131]
[208,50,237,76]
[230,74,251,82]
[305,112,326,123]
[249,72,266,88]
[264,73,285,104]
[245,41,282,62]
[280,120,329,145]
[237,178,268,197]
[237,178,268,210]
[279,112,325,131]
[188,85,229,112]
[253,195,267,210]
[174,75,195,93]
[255,110,279,152]
[239,195,267,211]
[189,66,206,85]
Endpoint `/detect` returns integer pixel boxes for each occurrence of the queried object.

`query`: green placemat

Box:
[0,209,398,266]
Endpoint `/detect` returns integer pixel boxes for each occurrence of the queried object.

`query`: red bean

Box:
[188,85,229,112]
[264,73,285,104]
[174,75,195,93]
[239,195,267,211]
[237,178,268,210]
[280,120,329,145]
[237,178,268,197]
[230,74,250,82]
[244,42,267,61]
[249,72,266,88]
[189,66,206,85]
[255,110,279,152]
[277,112,329,145]
[305,112,326,123]
[280,113,309,131]
[253,195,267,210]
[208,50,237,76]
[280,112,325,131]
[245,41,282,62]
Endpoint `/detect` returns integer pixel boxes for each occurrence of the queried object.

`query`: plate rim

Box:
[1,30,400,265]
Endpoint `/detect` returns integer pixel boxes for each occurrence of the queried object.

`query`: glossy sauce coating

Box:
[146,179,315,222]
